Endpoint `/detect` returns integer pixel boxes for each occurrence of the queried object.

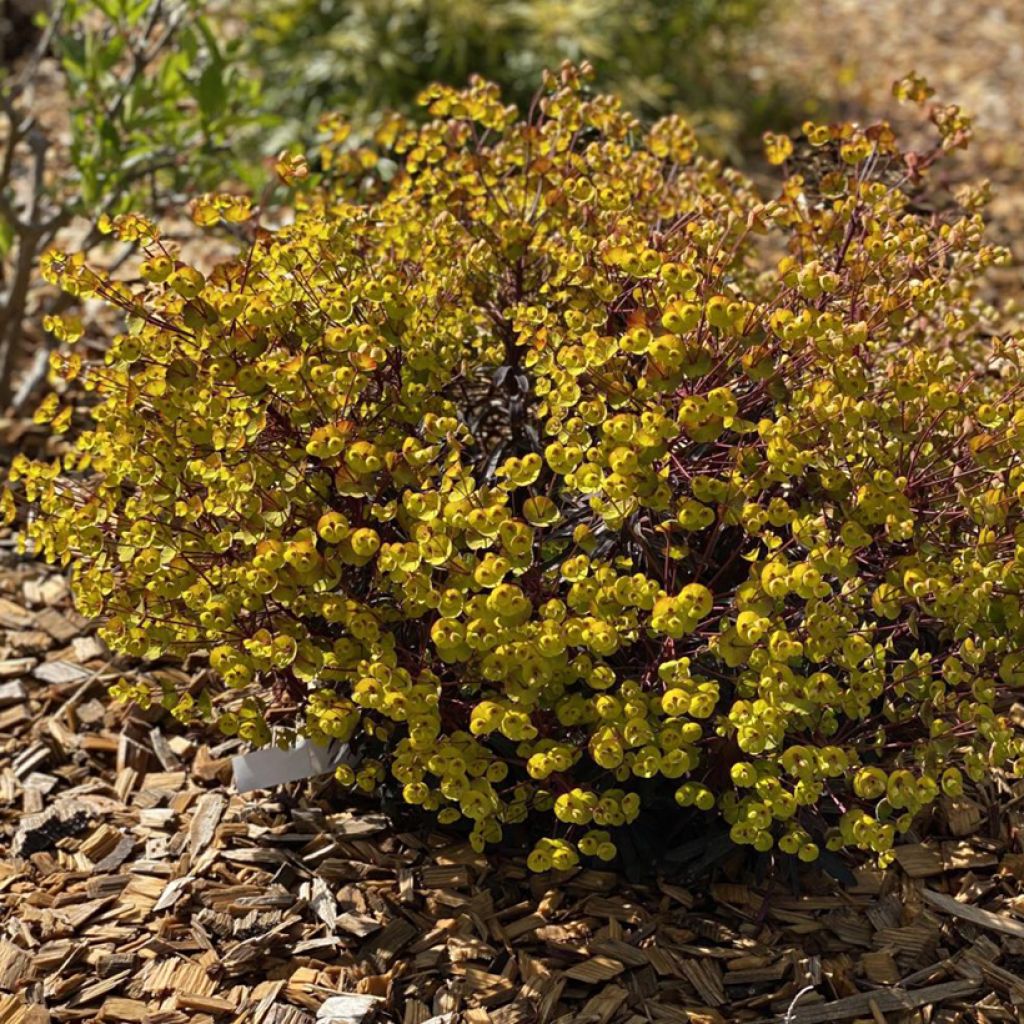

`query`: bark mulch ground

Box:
[3,536,1024,1023]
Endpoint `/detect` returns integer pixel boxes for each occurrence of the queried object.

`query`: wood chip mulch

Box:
[3,546,1024,1024]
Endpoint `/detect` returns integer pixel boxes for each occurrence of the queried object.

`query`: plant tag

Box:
[232,738,350,792]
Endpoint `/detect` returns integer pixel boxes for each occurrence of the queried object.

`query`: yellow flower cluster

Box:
[13,67,1024,870]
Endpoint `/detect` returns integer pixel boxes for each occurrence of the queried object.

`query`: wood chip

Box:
[0,940,31,989]
[187,792,227,854]
[13,798,90,856]
[98,997,148,1021]
[783,979,979,1024]
[892,843,945,878]
[0,680,27,706]
[563,957,625,983]
[33,607,81,643]
[32,660,90,685]
[316,994,384,1023]
[921,888,1024,939]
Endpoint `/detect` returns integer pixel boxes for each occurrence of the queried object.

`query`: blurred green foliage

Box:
[239,0,780,153]
[51,0,263,209]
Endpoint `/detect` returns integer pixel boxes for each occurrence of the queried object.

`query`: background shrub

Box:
[235,0,779,154]
[14,68,1024,873]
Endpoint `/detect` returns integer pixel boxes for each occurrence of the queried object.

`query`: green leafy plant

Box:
[0,0,260,412]
[14,69,1021,875]
[237,0,776,152]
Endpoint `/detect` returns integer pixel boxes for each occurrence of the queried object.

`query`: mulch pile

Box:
[2,539,1024,1024]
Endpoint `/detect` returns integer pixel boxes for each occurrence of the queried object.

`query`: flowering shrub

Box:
[12,66,1024,871]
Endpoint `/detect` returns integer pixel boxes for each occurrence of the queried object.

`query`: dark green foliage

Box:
[238,0,779,152]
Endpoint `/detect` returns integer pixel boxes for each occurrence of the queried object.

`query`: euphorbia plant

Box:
[11,65,1024,872]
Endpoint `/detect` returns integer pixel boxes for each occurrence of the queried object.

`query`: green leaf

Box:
[0,214,13,259]
[120,0,150,23]
[97,34,126,73]
[82,28,99,81]
[93,0,120,21]
[57,34,88,81]
[196,688,214,722]
[123,0,151,26]
[196,63,227,120]
[159,49,189,93]
[195,15,224,68]
[79,165,99,207]
[179,24,198,63]
[98,114,120,151]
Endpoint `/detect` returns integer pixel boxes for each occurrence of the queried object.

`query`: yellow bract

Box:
[19,68,1024,871]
